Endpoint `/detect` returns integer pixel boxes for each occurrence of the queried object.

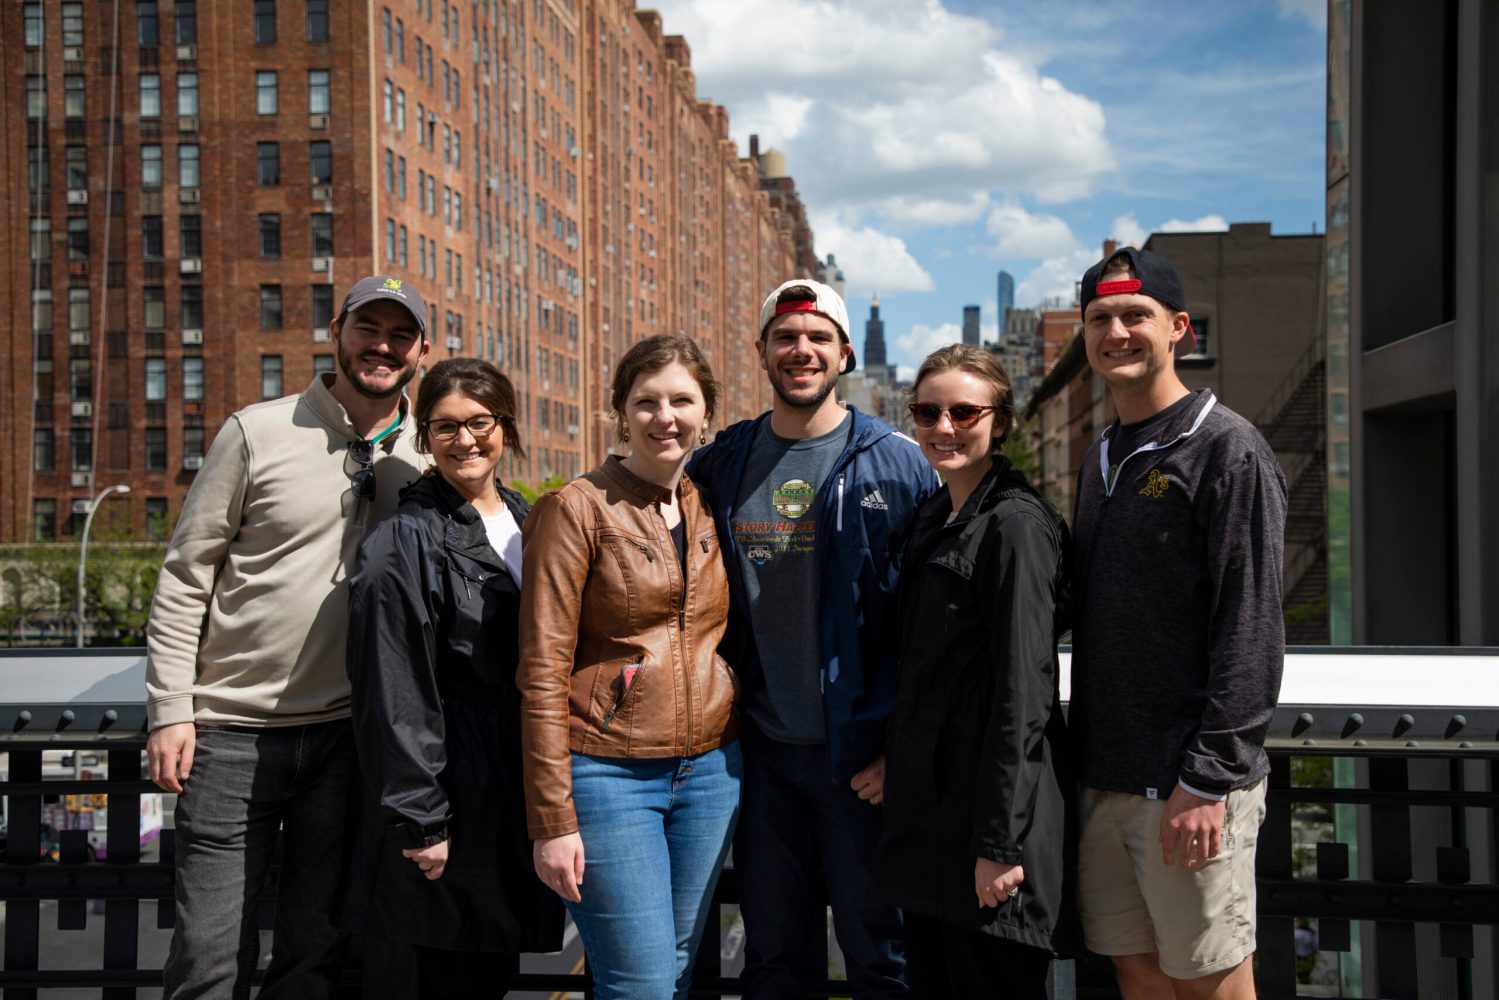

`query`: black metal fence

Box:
[2,648,1496,999]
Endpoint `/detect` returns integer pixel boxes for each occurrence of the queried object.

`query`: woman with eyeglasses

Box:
[518,334,739,999]
[343,357,562,996]
[877,344,1079,997]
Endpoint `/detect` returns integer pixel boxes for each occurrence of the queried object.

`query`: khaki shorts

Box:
[1077,780,1267,980]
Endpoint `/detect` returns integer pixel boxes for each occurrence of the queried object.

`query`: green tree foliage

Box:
[511,474,568,504]
[0,522,166,647]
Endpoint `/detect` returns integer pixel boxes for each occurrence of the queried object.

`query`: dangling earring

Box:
[622,426,630,443]
[699,426,708,445]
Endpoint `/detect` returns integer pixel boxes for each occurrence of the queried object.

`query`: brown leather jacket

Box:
[518,456,738,839]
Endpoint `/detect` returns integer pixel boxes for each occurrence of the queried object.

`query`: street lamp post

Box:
[76,484,131,648]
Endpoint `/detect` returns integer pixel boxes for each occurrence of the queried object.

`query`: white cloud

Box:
[1160,214,1230,233]
[651,0,1116,214]
[984,202,1081,259]
[1107,212,1227,248]
[876,193,991,228]
[1277,0,1326,31]
[812,215,935,296]
[1110,212,1148,248]
[893,322,965,370]
[731,92,815,148]
[1014,248,1097,309]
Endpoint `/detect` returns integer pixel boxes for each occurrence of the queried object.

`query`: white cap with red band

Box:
[758,278,856,374]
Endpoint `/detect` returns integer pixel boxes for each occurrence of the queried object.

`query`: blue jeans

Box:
[164,721,354,1000]
[736,725,908,998]
[566,742,742,999]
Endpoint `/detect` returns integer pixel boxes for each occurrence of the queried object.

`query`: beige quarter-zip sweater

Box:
[146,374,424,729]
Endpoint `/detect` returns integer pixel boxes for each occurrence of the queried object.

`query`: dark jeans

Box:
[736,725,907,998]
[163,720,355,1000]
[903,912,1051,999]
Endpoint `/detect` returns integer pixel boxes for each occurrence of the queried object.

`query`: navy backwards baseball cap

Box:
[1079,247,1196,355]
[337,275,427,339]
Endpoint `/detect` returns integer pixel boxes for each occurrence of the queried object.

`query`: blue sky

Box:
[650,0,1327,377]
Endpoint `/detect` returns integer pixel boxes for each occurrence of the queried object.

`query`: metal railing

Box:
[2,648,1497,999]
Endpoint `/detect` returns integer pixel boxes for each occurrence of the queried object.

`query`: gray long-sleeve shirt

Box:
[1069,389,1287,797]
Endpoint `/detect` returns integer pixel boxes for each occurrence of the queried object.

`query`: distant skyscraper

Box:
[997,271,1015,331]
[864,293,888,371]
[962,305,981,346]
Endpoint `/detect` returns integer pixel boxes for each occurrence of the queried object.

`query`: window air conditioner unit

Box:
[182,328,203,345]
[71,401,92,418]
[176,44,196,60]
[179,115,198,132]
[64,47,83,61]
[71,471,91,487]
[179,188,200,204]
[310,114,330,129]
[69,331,90,345]
[180,258,202,274]
[311,185,332,202]
[182,455,205,470]
[66,190,88,206]
[311,257,332,272]
[313,326,330,342]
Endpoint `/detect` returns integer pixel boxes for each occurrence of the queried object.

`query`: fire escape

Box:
[1255,336,1328,644]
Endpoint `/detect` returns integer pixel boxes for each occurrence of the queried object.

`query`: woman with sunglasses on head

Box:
[343,357,563,997]
[519,334,740,1000]
[877,344,1079,997]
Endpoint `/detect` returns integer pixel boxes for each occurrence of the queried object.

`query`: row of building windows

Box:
[33,496,172,543]
[257,141,334,186]
[255,70,331,116]
[29,285,339,337]
[22,1,330,55]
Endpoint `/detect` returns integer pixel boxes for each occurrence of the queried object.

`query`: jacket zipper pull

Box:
[836,472,846,531]
[462,575,471,599]
[637,543,654,562]
[700,537,709,553]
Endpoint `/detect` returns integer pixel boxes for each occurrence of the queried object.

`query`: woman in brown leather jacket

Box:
[518,334,740,999]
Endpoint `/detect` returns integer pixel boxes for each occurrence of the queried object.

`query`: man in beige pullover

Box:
[145,276,429,999]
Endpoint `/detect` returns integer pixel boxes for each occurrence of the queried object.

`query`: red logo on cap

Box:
[774,299,821,318]
[1095,279,1142,297]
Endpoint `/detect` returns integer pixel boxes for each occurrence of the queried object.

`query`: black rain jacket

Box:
[877,458,1080,954]
[341,471,563,953]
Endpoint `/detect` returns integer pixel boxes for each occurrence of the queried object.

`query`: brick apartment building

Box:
[2,0,807,544]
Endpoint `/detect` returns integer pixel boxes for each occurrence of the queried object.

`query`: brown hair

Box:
[610,335,721,442]
[909,343,1015,449]
[1101,251,1137,280]
[414,357,526,459]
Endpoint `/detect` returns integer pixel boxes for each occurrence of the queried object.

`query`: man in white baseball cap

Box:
[689,279,937,997]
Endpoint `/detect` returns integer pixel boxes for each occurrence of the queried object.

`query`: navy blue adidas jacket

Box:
[687,405,939,781]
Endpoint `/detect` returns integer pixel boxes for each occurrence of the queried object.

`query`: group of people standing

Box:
[145,246,1285,1000]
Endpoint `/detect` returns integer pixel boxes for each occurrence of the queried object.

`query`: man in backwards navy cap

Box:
[1067,247,1286,999]
[146,276,428,998]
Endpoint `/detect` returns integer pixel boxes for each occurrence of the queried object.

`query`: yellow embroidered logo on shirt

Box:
[1139,469,1170,498]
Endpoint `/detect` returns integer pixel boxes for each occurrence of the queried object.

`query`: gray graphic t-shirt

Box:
[732,411,851,743]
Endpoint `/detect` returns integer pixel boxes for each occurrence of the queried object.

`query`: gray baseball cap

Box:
[337,275,427,338]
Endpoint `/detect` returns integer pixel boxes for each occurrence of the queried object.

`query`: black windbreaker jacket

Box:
[341,472,563,953]
[878,458,1080,954]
